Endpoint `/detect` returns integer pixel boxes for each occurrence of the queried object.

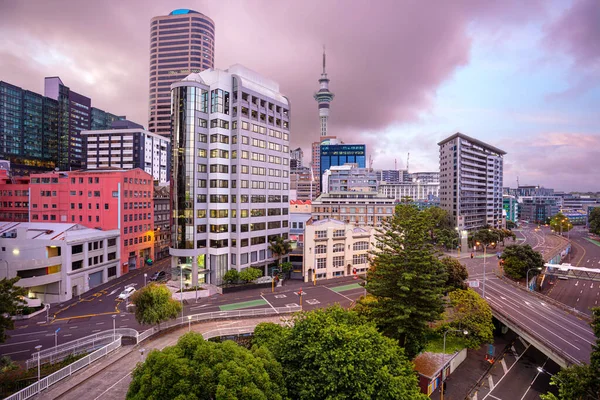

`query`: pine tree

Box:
[363,204,447,357]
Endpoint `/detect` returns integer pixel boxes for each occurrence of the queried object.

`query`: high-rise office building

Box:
[170,64,290,286]
[0,78,124,175]
[319,139,366,189]
[148,9,215,137]
[438,132,505,231]
[290,147,303,169]
[322,163,378,194]
[82,120,171,183]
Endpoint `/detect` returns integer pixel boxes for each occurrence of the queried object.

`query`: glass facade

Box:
[319,144,366,188]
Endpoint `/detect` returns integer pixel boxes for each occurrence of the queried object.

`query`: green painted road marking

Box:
[475,254,497,259]
[330,283,362,292]
[219,299,267,311]
[585,238,600,248]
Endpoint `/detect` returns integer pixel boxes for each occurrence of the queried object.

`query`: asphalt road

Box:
[1,261,365,362]
[542,227,600,315]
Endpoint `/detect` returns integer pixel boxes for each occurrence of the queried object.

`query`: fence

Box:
[6,335,122,400]
[12,305,302,400]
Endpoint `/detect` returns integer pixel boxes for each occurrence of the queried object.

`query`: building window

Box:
[333,256,344,268]
[353,241,369,251]
[353,254,368,265]
[315,230,327,239]
[315,245,327,254]
[333,243,344,253]
[316,257,326,269]
[333,229,345,238]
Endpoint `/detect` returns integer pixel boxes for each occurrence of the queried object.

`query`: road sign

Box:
[468,280,480,288]
[55,328,61,333]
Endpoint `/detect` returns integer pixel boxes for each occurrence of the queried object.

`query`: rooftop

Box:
[0,222,118,242]
[437,132,506,156]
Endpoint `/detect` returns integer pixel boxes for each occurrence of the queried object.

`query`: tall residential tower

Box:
[148,9,215,137]
[438,132,505,231]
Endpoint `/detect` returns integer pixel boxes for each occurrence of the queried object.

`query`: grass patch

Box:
[330,283,362,292]
[424,335,469,354]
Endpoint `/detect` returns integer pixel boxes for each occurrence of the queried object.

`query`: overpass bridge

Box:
[543,263,600,282]
[475,228,595,368]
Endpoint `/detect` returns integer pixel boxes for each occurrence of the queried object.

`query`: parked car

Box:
[118,286,136,300]
[149,271,166,282]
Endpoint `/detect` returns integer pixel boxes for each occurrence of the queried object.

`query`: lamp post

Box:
[441,329,468,400]
[180,265,184,320]
[454,227,460,257]
[526,267,542,291]
[188,315,192,332]
[476,241,494,299]
[35,345,42,382]
[112,314,116,341]
[144,273,147,287]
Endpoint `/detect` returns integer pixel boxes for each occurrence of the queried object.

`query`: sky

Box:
[0,0,599,192]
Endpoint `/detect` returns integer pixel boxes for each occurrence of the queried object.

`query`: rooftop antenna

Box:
[406,152,410,172]
[394,158,397,170]
[517,176,520,187]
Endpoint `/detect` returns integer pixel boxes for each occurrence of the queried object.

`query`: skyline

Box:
[1,0,599,191]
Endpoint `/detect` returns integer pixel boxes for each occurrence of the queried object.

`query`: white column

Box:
[191,255,198,287]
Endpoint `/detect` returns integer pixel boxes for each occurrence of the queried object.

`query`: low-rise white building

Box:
[303,218,375,282]
[0,222,120,304]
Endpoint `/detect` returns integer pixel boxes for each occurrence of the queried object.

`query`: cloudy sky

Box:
[1,0,599,191]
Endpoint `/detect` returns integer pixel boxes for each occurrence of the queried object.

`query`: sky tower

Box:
[314,48,335,137]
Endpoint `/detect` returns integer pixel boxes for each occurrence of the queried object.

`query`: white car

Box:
[118,286,136,300]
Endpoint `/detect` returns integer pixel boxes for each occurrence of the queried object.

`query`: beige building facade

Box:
[311,191,395,227]
[303,218,375,282]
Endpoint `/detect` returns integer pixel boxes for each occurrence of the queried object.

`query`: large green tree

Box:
[0,277,27,343]
[362,204,447,357]
[541,308,600,400]
[238,267,262,283]
[127,333,287,400]
[589,207,600,236]
[253,306,427,400]
[130,283,182,329]
[501,244,545,280]
[446,289,494,348]
[441,256,468,292]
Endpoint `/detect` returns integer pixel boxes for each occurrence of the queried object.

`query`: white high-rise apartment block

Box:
[378,181,440,202]
[438,132,505,231]
[170,65,291,286]
[82,120,171,183]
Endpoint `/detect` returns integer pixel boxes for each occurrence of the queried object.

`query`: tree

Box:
[268,236,292,267]
[279,261,293,279]
[130,283,182,329]
[127,332,287,400]
[238,267,262,283]
[361,204,448,357]
[589,208,600,236]
[441,256,468,292]
[550,212,573,235]
[445,289,494,348]
[506,220,517,230]
[222,269,239,285]
[501,244,545,280]
[0,277,27,343]
[253,306,427,400]
[541,308,600,400]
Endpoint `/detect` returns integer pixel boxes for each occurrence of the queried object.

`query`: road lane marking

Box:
[325,285,354,302]
[92,329,101,333]
[10,331,48,337]
[93,370,132,400]
[63,334,72,337]
[69,326,78,329]
[96,322,105,325]
[261,294,278,313]
[3,349,31,356]
[0,339,39,347]
[483,345,531,400]
[487,375,495,390]
[501,359,508,374]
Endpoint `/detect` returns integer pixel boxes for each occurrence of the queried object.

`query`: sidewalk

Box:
[37,315,287,400]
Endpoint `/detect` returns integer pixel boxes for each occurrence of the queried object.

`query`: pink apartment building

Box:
[0,169,30,222]
[28,168,154,274]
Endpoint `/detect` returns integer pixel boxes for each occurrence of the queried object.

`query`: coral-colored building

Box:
[28,169,154,274]
[0,169,30,222]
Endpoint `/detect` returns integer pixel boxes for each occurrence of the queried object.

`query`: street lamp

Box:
[476,241,494,299]
[188,315,192,332]
[112,314,116,341]
[454,227,460,257]
[35,345,42,382]
[526,267,542,291]
[144,273,147,287]
[441,329,468,400]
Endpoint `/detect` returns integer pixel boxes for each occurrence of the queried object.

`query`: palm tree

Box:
[268,236,292,272]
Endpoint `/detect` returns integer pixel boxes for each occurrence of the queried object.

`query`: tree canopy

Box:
[222,269,239,285]
[268,236,292,266]
[253,306,427,400]
[440,256,468,292]
[541,308,600,400]
[0,277,27,343]
[239,267,262,283]
[550,212,573,235]
[130,283,182,328]
[445,289,494,348]
[361,204,447,357]
[127,332,287,400]
[501,244,544,280]
[589,208,600,236]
